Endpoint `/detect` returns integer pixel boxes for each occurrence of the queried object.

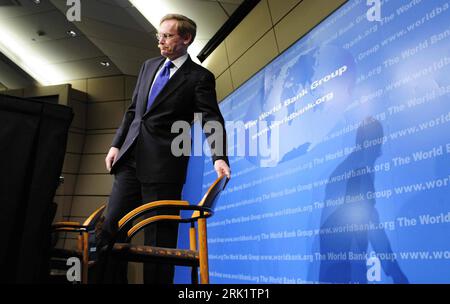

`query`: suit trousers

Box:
[98,143,183,284]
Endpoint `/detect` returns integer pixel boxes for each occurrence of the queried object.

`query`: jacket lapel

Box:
[140,57,165,115]
[143,56,192,118]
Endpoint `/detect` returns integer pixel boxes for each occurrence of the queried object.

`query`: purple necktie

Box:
[147,61,173,111]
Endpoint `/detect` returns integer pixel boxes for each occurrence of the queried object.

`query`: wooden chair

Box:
[105,175,229,284]
[50,204,106,283]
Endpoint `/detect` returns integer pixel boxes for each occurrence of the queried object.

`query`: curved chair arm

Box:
[52,221,87,233]
[118,200,190,229]
[126,215,182,241]
[104,202,213,252]
[83,204,106,227]
[123,205,215,242]
[118,201,215,230]
[124,204,213,241]
[53,228,87,233]
[52,205,106,233]
[53,221,82,228]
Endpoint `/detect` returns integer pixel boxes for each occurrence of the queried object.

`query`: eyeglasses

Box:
[155,33,178,41]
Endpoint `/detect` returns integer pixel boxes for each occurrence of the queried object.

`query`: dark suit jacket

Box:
[110,55,228,183]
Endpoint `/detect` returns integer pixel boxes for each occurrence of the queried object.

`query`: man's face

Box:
[157,19,191,60]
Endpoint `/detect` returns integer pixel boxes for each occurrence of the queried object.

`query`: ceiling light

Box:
[129,0,170,28]
[0,27,67,85]
[67,30,77,37]
[32,0,41,4]
[100,61,110,67]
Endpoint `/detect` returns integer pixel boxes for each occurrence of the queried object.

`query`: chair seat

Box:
[112,243,199,267]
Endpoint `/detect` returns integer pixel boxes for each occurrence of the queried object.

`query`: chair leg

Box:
[82,232,89,284]
[198,218,209,284]
[191,266,198,284]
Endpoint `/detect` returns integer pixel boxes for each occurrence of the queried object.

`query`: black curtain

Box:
[0,94,73,283]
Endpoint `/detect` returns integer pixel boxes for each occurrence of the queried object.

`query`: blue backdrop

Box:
[177,0,450,284]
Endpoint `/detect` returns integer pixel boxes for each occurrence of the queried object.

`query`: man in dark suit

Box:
[99,14,230,284]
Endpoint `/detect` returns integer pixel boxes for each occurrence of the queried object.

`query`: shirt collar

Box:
[165,53,189,69]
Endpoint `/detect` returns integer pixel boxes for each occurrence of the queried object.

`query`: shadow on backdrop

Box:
[318,117,408,283]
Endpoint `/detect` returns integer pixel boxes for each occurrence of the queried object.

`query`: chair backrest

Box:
[82,204,106,229]
[197,175,229,210]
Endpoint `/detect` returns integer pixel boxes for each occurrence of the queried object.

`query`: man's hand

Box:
[105,147,120,172]
[214,159,231,179]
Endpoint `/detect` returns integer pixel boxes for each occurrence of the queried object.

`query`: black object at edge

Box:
[197,0,261,63]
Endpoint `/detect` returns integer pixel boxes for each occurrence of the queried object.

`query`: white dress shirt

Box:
[150,53,189,90]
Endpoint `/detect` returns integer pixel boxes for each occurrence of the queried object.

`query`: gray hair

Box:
[160,14,197,45]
